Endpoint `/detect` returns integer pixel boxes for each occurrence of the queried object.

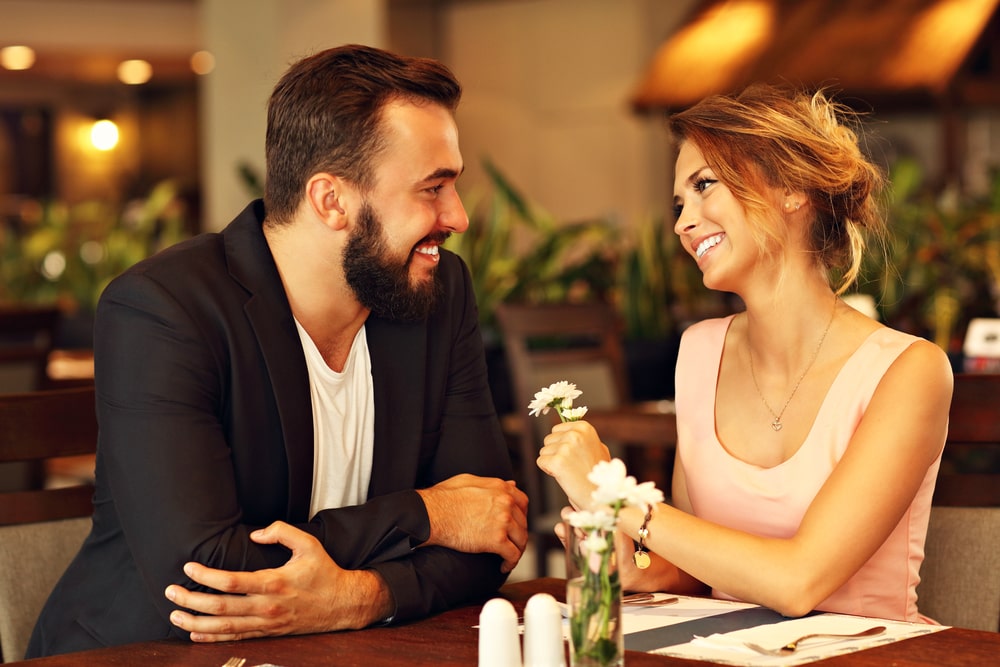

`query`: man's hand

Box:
[164,521,394,642]
[416,474,529,573]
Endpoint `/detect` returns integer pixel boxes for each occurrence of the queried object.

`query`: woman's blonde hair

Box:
[669,84,885,293]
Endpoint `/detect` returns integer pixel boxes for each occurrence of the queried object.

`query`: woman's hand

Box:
[536,420,611,510]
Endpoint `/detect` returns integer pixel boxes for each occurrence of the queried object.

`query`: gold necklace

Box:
[747,299,837,432]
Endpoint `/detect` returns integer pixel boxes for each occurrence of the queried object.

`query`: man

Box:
[27,44,528,656]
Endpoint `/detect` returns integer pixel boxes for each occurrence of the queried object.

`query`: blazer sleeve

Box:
[94,266,297,629]
[310,253,514,622]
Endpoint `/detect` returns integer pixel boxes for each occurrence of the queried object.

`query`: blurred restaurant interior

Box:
[2,0,999,351]
[2,0,999,407]
[1,0,1000,642]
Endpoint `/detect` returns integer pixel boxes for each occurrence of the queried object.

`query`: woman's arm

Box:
[541,339,952,616]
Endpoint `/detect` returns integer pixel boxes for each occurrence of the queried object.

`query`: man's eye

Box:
[693,178,717,193]
[427,184,444,195]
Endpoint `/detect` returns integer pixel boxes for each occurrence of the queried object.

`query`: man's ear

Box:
[306,174,348,229]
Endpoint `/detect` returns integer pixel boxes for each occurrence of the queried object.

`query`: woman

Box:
[538,84,952,623]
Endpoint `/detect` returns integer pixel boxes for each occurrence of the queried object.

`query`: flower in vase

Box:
[531,381,662,666]
[588,459,664,509]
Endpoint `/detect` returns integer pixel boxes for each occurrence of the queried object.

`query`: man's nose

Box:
[440,188,469,234]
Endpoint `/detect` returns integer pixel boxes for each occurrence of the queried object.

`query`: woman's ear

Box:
[781,189,807,213]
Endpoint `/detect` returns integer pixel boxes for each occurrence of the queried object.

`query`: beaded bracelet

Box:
[632,505,653,569]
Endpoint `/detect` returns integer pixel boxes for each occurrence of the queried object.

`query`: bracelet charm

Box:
[632,506,653,569]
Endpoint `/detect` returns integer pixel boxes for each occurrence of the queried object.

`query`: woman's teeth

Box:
[696,235,723,258]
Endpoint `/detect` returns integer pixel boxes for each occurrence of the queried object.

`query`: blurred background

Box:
[1,0,999,374]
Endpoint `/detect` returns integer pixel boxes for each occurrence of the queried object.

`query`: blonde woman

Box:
[538,84,952,623]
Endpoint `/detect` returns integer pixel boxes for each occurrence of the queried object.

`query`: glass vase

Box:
[564,522,624,667]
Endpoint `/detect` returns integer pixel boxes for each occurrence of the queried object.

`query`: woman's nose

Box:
[673,205,697,236]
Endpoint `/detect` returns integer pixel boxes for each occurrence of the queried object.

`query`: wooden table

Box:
[9,578,999,666]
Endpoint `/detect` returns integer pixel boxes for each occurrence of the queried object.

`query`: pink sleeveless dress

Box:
[675,315,942,622]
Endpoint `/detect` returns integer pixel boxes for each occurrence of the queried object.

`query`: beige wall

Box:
[442,0,681,230]
[0,0,199,54]
[199,0,386,229]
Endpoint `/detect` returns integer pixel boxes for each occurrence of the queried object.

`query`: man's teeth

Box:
[696,235,722,259]
[415,245,439,256]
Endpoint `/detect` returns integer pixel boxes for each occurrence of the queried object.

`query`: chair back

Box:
[495,302,630,575]
[934,373,1000,506]
[0,387,97,662]
[0,518,90,662]
[0,386,98,525]
[916,506,1000,632]
[0,305,60,393]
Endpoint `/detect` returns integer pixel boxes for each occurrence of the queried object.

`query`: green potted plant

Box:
[0,180,192,346]
[445,159,619,337]
[854,158,1000,355]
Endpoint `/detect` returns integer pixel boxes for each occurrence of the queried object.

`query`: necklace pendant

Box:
[771,418,783,432]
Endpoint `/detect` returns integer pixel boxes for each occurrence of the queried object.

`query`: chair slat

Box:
[934,373,1000,507]
[0,387,98,524]
[0,485,96,525]
[0,387,97,463]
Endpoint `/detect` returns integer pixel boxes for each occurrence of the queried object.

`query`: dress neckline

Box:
[711,315,886,470]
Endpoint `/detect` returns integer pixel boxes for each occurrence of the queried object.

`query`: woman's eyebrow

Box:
[685,166,709,186]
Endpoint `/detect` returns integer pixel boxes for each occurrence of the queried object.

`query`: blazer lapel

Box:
[366,316,426,496]
[224,202,314,521]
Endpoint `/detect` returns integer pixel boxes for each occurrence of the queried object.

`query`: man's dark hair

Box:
[263,44,462,225]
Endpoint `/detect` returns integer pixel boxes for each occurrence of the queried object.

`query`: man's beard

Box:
[342,201,443,322]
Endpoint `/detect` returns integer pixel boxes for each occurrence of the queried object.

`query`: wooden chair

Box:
[0,305,60,393]
[0,387,97,662]
[933,373,1000,507]
[0,305,63,493]
[495,301,675,577]
[916,374,1000,633]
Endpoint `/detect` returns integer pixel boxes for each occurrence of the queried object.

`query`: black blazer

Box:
[28,201,513,656]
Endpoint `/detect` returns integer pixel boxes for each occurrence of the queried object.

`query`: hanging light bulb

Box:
[190,50,215,75]
[0,45,36,70]
[91,119,120,151]
[117,59,152,85]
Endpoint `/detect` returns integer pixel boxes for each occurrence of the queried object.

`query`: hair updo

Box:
[669,83,886,293]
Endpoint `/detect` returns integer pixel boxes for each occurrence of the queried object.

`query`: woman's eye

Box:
[672,203,684,220]
[693,178,717,193]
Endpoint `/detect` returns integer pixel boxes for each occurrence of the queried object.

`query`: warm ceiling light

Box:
[632,0,775,109]
[882,0,996,92]
[190,50,215,75]
[91,119,120,151]
[1,45,36,70]
[117,59,152,85]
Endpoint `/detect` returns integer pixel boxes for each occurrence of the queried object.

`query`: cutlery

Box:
[623,595,679,607]
[221,658,246,667]
[744,625,886,656]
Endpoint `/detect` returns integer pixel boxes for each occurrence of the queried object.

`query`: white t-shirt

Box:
[293,319,375,519]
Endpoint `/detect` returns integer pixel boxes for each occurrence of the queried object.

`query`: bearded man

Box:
[27,44,527,658]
